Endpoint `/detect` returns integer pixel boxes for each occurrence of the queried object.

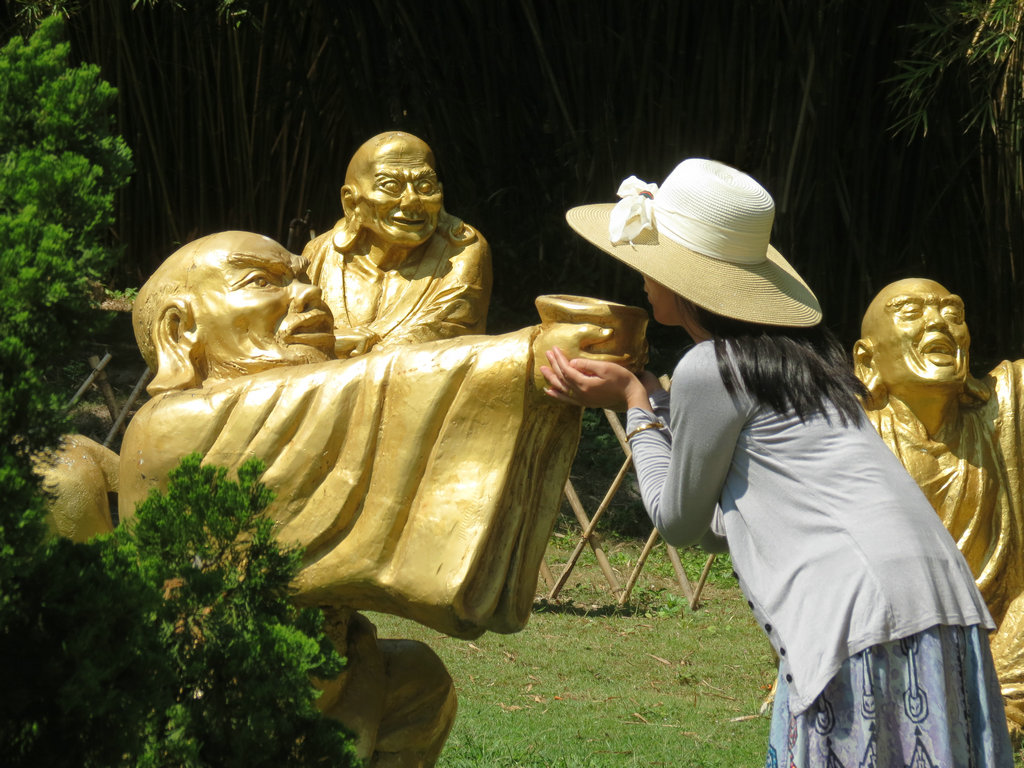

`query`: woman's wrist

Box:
[624,378,653,411]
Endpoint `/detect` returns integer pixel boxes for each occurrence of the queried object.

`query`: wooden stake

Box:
[618,527,660,606]
[89,354,121,426]
[665,545,696,604]
[548,453,632,599]
[66,352,112,409]
[562,479,622,596]
[538,558,556,589]
[103,368,152,448]
[689,553,716,610]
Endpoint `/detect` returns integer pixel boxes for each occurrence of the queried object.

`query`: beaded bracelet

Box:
[625,421,666,442]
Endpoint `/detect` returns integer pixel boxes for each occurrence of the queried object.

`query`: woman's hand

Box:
[541,346,652,411]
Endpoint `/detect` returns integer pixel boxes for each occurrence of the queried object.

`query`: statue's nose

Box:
[291,279,324,311]
[923,305,948,330]
[400,184,423,208]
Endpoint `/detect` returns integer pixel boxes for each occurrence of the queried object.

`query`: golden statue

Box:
[854,277,1024,736]
[34,434,117,542]
[302,131,491,358]
[118,231,643,765]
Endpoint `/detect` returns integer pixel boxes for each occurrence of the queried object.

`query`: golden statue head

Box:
[333,131,469,254]
[134,231,335,395]
[853,277,971,408]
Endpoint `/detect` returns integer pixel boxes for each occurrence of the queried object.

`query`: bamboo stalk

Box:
[548,453,633,600]
[618,528,660,607]
[562,480,622,597]
[689,554,717,611]
[103,368,152,449]
[66,352,112,410]
[665,545,696,605]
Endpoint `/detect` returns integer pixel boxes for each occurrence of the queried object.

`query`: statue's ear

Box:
[148,297,202,395]
[340,184,359,219]
[852,338,887,409]
[334,185,364,251]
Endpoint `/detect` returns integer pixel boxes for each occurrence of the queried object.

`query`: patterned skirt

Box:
[766,624,1013,768]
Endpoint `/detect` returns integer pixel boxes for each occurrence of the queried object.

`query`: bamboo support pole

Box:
[103,368,152,448]
[603,407,628,450]
[66,352,112,409]
[89,354,121,427]
[689,553,717,610]
[538,558,556,589]
[562,480,622,596]
[548,453,633,600]
[665,545,696,604]
[618,527,660,606]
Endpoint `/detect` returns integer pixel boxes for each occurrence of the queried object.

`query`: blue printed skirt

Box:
[767,624,1013,768]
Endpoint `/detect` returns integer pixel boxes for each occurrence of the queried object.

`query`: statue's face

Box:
[190,235,335,378]
[861,278,969,396]
[346,136,443,249]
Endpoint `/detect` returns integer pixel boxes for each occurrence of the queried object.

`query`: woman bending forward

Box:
[542,158,1012,767]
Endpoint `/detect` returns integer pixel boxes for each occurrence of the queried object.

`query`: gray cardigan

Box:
[626,341,992,714]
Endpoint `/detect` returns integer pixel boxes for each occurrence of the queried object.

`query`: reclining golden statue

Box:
[854,277,1024,737]
[118,230,644,765]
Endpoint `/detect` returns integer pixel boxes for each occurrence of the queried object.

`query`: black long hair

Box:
[688,302,866,425]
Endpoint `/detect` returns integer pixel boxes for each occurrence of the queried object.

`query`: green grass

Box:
[368,541,775,767]
[369,535,1024,767]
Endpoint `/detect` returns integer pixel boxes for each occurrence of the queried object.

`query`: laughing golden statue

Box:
[302,131,491,358]
[118,231,644,765]
[854,277,1024,736]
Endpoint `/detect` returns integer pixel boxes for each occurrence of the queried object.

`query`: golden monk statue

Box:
[302,131,491,358]
[854,277,1024,736]
[118,231,642,765]
[34,434,118,542]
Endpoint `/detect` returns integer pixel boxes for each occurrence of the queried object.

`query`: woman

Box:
[541,159,1012,767]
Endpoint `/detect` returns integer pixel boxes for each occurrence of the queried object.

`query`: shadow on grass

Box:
[531,597,687,619]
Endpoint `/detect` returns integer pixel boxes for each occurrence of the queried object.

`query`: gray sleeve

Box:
[648,387,671,423]
[627,343,750,550]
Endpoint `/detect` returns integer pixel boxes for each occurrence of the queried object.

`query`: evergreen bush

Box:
[0,19,136,729]
[0,17,358,766]
[113,455,357,767]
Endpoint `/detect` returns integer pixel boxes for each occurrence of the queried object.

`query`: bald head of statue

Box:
[334,131,469,255]
[853,277,973,409]
[134,231,336,395]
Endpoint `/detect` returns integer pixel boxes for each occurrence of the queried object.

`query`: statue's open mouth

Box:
[281,311,334,345]
[919,335,957,365]
[391,214,426,227]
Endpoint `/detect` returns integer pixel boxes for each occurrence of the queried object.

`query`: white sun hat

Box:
[565,158,822,327]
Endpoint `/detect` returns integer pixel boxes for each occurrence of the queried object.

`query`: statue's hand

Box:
[535,321,638,369]
[334,327,379,358]
[533,322,646,408]
[534,295,649,373]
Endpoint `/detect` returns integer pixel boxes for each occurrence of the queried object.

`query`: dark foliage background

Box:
[3,0,1022,368]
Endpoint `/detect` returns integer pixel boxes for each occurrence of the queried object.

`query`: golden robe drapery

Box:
[119,328,579,639]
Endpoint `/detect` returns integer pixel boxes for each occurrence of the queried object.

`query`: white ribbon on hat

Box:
[655,206,770,265]
[608,175,659,245]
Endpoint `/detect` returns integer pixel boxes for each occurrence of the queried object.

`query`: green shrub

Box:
[114,455,359,767]
[0,19,356,764]
[2,454,359,767]
[0,536,170,767]
[0,14,132,448]
[0,17,135,699]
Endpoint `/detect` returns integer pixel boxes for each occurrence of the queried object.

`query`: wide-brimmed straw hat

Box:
[565,158,821,327]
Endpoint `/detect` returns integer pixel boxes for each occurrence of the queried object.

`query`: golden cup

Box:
[535,294,649,372]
